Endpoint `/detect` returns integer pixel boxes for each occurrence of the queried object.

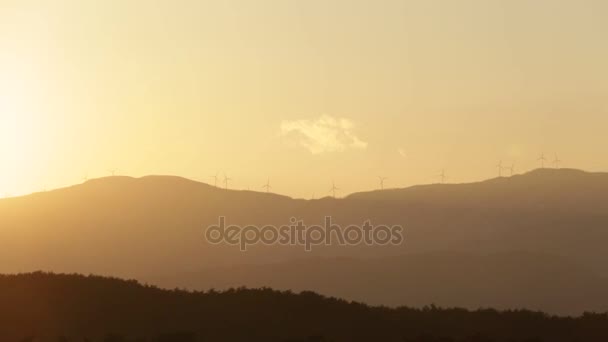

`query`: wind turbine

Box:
[262,178,271,193]
[496,160,503,177]
[377,176,388,190]
[329,181,340,198]
[537,153,547,169]
[82,173,89,182]
[210,172,219,187]
[437,169,447,184]
[553,154,562,169]
[223,173,232,190]
[108,169,119,176]
[508,162,515,176]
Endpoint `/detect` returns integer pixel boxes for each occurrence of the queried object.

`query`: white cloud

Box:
[280,115,367,154]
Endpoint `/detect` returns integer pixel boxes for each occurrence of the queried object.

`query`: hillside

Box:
[348,168,608,213]
[1,169,608,313]
[1,272,608,342]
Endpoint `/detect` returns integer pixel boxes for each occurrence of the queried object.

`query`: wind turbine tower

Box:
[538,153,547,169]
[210,172,219,187]
[553,154,562,169]
[223,173,232,190]
[378,176,388,190]
[438,169,447,184]
[329,181,340,198]
[262,178,272,193]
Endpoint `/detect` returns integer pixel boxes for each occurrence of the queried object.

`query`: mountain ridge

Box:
[4,168,605,202]
[2,168,608,314]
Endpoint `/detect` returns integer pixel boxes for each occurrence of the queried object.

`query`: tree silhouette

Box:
[2,272,607,342]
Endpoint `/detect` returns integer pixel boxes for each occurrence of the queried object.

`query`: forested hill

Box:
[2,272,608,342]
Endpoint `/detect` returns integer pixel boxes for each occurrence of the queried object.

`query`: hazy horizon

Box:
[3,2,608,340]
[0,166,594,200]
[2,0,608,198]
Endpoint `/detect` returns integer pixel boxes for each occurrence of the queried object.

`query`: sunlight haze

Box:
[1,0,607,198]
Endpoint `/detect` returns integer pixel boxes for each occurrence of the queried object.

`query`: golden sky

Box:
[1,0,607,198]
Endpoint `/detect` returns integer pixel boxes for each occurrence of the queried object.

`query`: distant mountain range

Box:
[1,168,607,314]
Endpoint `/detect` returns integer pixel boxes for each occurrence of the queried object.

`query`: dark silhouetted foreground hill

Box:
[1,169,608,314]
[2,272,608,342]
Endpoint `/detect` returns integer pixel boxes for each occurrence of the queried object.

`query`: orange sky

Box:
[1,0,607,198]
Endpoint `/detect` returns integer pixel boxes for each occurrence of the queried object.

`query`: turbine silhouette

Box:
[210,172,219,187]
[262,178,271,193]
[553,154,562,169]
[223,173,232,190]
[329,181,340,198]
[377,176,388,190]
[496,160,503,177]
[437,169,447,184]
[538,153,547,169]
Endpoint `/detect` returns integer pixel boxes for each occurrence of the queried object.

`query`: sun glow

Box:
[0,54,49,197]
